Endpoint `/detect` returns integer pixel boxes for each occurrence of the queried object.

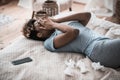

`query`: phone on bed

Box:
[11,57,32,65]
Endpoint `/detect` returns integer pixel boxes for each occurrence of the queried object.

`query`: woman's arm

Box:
[39,17,79,49]
[52,12,91,26]
[52,23,79,49]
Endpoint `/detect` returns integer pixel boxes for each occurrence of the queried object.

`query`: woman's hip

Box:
[89,39,120,68]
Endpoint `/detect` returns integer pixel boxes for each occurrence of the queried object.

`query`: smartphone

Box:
[12,57,32,65]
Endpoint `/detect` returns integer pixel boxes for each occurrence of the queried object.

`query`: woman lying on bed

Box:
[22,12,120,69]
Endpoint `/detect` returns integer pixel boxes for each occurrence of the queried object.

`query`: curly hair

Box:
[22,19,47,41]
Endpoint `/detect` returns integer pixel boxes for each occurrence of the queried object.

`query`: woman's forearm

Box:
[54,12,91,26]
[51,22,79,49]
[52,22,75,33]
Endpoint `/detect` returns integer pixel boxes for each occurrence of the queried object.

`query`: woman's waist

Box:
[84,37,109,56]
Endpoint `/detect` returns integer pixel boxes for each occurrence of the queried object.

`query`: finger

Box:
[39,27,46,30]
[39,19,44,25]
[39,20,47,25]
[39,18,43,22]
[37,21,45,27]
[41,15,47,19]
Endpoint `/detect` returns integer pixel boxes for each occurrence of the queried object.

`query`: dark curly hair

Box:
[22,19,47,41]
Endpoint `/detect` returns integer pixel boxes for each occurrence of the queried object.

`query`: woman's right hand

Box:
[39,17,55,30]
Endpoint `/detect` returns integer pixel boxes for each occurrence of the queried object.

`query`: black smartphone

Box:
[12,57,32,65]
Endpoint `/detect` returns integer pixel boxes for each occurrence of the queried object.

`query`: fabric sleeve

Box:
[44,33,57,52]
[44,31,73,52]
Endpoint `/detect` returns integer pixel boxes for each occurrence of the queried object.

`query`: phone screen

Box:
[12,57,32,65]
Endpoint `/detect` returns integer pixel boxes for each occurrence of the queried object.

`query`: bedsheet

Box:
[0,12,120,80]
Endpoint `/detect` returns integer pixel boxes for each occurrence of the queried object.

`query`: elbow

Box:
[71,29,79,39]
[65,29,79,40]
[81,12,91,26]
[86,12,91,21]
[74,29,79,38]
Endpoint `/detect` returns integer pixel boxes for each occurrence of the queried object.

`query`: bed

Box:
[0,12,120,80]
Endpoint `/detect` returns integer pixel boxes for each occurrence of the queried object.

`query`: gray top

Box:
[44,21,109,56]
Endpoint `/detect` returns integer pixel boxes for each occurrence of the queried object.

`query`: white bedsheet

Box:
[0,12,120,80]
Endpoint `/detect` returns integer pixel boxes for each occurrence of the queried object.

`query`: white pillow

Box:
[105,26,120,39]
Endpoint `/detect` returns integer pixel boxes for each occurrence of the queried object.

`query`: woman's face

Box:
[33,21,54,38]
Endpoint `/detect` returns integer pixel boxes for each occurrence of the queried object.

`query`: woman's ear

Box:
[37,33,42,38]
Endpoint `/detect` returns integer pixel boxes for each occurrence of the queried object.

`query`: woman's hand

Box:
[49,17,58,22]
[39,17,55,30]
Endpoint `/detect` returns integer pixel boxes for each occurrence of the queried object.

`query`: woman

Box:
[22,12,120,68]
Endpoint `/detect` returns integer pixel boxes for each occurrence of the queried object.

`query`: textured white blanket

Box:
[0,12,120,80]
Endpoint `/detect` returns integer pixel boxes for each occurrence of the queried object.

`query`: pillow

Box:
[87,12,120,37]
[105,26,120,39]
[87,13,109,35]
